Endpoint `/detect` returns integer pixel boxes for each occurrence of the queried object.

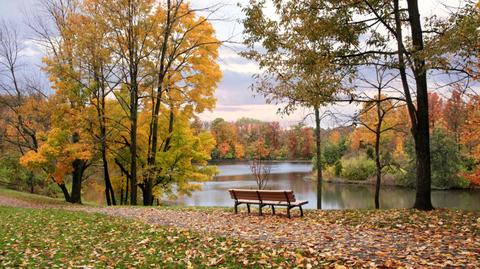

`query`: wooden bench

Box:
[228,189,308,218]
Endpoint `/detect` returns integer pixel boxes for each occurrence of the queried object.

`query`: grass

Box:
[1,187,479,267]
[0,206,322,268]
[0,188,68,205]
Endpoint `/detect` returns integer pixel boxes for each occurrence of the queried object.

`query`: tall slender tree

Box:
[242,0,356,209]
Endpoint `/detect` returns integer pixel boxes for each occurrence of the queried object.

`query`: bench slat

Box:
[229,189,296,202]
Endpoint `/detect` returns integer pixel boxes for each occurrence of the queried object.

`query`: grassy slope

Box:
[0,188,68,205]
[0,206,321,268]
[1,188,479,268]
[0,189,320,268]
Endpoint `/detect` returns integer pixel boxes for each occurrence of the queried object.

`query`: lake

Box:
[176,161,480,210]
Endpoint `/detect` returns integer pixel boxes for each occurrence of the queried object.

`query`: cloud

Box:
[199,104,308,127]
[218,47,260,75]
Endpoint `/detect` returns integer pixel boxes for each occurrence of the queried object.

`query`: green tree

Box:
[242,1,355,209]
[404,128,466,189]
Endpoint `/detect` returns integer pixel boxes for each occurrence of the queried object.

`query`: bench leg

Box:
[247,204,251,214]
[287,206,291,219]
[234,202,239,214]
[271,205,275,215]
[259,204,263,216]
[299,206,304,217]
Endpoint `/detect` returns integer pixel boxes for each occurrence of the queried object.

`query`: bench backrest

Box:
[228,189,296,202]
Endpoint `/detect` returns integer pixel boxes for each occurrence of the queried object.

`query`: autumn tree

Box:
[242,0,355,209]
[248,138,271,189]
[0,22,51,194]
[299,0,479,210]
[21,0,102,204]
[99,0,157,205]
[428,92,444,129]
[351,68,402,209]
[211,118,238,159]
[461,95,480,184]
[443,88,467,144]
[32,0,121,205]
[140,1,221,205]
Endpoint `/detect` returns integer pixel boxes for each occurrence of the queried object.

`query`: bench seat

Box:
[236,199,308,206]
[228,189,308,218]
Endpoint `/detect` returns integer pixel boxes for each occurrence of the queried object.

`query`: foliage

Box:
[20,127,92,184]
[334,161,343,177]
[0,156,41,193]
[209,118,313,160]
[323,137,347,166]
[340,154,376,181]
[461,95,480,184]
[1,189,479,268]
[150,111,218,199]
[0,207,323,268]
[403,128,468,189]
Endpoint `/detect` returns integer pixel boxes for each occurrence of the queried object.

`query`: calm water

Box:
[176,161,480,210]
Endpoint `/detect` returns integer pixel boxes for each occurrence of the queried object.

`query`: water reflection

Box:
[177,162,480,210]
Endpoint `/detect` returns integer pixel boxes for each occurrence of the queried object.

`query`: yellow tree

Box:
[350,68,402,209]
[21,0,94,203]
[0,22,51,193]
[88,0,157,205]
[140,1,221,205]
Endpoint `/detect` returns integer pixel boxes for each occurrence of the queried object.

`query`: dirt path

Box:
[1,194,479,268]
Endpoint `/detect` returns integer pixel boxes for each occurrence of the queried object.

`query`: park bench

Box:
[228,189,308,218]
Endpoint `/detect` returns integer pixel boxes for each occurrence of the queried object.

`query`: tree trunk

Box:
[314,106,322,210]
[97,72,116,206]
[28,172,34,193]
[70,158,84,204]
[58,183,71,202]
[374,88,383,209]
[125,174,129,205]
[102,148,116,206]
[100,106,115,206]
[129,75,138,206]
[406,0,433,211]
[115,158,130,205]
[142,180,153,206]
[127,0,139,206]
[70,132,84,204]
[374,124,381,209]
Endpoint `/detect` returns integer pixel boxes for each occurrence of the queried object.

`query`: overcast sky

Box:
[0,0,474,128]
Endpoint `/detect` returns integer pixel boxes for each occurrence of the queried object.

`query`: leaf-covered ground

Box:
[0,189,479,268]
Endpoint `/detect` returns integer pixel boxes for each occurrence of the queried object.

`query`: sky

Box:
[0,0,474,128]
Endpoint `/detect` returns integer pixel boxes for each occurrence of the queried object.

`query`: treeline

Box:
[205,87,480,190]
[206,118,316,160]
[323,90,480,189]
[0,0,221,205]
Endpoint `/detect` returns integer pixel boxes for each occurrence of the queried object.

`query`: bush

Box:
[0,155,41,192]
[402,127,467,189]
[334,161,343,176]
[323,138,347,166]
[340,154,376,181]
[311,154,327,171]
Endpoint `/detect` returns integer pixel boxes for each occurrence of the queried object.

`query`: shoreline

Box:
[307,175,479,191]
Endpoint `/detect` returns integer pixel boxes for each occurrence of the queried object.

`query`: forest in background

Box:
[206,88,480,190]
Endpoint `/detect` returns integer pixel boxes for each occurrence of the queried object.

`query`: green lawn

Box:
[0,188,68,205]
[0,206,320,268]
[1,188,479,268]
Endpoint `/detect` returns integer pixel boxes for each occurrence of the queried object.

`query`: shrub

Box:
[334,161,343,176]
[340,154,376,181]
[323,138,347,166]
[403,127,467,189]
